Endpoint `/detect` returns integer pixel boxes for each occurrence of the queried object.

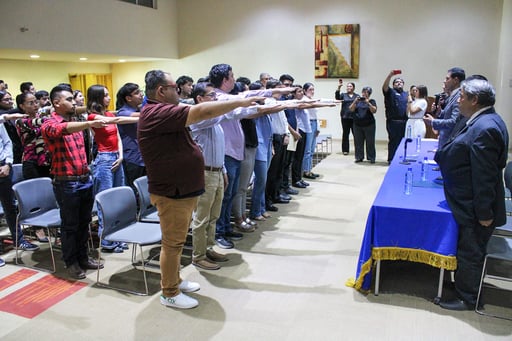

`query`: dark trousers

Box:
[53,179,94,267]
[282,150,294,190]
[266,134,286,202]
[123,160,146,189]
[0,173,24,244]
[341,118,354,153]
[455,223,494,305]
[292,130,307,183]
[22,160,51,180]
[386,119,406,162]
[353,123,376,162]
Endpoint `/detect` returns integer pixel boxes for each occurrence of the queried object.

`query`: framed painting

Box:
[315,24,360,79]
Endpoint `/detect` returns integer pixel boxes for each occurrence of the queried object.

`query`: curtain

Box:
[68,73,114,111]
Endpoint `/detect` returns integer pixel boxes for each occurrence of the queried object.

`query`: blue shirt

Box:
[117,104,144,166]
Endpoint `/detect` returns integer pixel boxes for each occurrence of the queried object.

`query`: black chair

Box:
[12,177,61,272]
[475,235,512,320]
[133,176,159,223]
[95,186,161,295]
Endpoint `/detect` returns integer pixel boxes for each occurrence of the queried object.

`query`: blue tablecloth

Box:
[348,139,458,292]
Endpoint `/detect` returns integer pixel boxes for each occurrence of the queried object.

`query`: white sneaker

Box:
[179,280,200,293]
[160,293,198,309]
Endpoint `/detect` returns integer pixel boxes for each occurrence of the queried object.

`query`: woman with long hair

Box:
[405,85,428,138]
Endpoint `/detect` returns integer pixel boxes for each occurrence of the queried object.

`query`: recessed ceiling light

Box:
[30,54,40,59]
[79,57,88,61]
[119,59,126,63]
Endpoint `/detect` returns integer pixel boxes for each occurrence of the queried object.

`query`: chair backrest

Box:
[504,161,512,193]
[95,186,138,237]
[133,176,157,220]
[11,164,23,184]
[12,177,58,221]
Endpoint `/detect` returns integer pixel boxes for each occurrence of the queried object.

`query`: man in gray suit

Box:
[435,78,509,311]
[424,67,465,148]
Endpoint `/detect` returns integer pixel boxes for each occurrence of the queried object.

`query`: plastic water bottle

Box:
[406,125,412,139]
[421,157,429,181]
[404,167,413,195]
[415,135,421,153]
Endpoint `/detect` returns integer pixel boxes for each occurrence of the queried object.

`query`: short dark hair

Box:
[362,86,372,96]
[266,79,281,89]
[279,74,294,83]
[249,81,263,90]
[20,81,33,93]
[35,90,49,100]
[448,67,466,82]
[209,64,232,88]
[50,84,72,103]
[116,82,140,109]
[176,75,193,87]
[16,92,32,109]
[191,82,214,104]
[144,70,169,99]
[236,77,251,86]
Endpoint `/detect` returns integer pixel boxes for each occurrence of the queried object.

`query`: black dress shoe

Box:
[274,198,290,204]
[311,172,320,178]
[303,172,316,179]
[439,298,475,311]
[292,182,307,188]
[285,187,299,195]
[67,263,86,280]
[279,193,292,201]
[300,180,310,187]
[266,204,279,211]
[355,159,363,163]
[79,258,104,270]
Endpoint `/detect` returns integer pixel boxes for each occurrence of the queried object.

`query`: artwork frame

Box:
[315,24,360,79]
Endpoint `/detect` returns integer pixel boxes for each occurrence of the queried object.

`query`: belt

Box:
[204,166,222,172]
[54,174,91,182]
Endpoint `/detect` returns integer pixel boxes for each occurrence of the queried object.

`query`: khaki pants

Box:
[150,193,198,297]
[191,170,224,260]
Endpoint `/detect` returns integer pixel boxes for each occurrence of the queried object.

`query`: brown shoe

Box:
[192,258,220,270]
[206,249,228,262]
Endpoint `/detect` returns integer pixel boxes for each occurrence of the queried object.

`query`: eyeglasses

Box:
[204,92,217,99]
[162,83,177,90]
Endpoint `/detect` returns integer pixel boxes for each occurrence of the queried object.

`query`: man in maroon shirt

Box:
[42,84,106,280]
[139,70,267,309]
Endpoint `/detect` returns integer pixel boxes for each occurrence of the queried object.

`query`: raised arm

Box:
[186,96,266,126]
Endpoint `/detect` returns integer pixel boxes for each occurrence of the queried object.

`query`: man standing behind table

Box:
[42,85,106,280]
[138,70,266,310]
[382,70,408,163]
[424,67,465,149]
[435,79,508,311]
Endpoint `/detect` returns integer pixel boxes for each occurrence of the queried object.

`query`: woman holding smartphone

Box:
[335,79,359,155]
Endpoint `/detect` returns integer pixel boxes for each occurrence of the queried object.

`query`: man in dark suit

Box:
[435,78,509,311]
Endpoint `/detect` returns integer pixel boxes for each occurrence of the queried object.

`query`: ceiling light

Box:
[79,57,88,61]
[118,59,126,63]
[30,54,40,59]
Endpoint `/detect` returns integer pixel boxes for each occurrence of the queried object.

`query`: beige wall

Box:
[0,0,178,58]
[0,0,509,141]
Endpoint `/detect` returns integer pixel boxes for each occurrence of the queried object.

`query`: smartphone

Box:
[393,69,402,75]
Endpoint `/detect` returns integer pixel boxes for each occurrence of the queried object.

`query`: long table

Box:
[349,138,458,302]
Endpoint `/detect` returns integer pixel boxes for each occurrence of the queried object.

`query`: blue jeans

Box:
[93,152,125,237]
[216,156,240,236]
[250,159,268,218]
[92,152,125,195]
[53,178,94,267]
[302,119,318,172]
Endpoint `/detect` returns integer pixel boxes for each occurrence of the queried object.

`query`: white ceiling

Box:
[0,48,167,64]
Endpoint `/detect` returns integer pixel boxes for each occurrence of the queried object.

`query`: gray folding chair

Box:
[12,177,61,272]
[475,235,512,320]
[133,176,159,223]
[95,186,161,295]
